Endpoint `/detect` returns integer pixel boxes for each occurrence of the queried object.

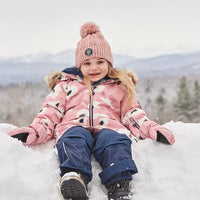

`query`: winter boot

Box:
[107,180,132,200]
[59,171,89,200]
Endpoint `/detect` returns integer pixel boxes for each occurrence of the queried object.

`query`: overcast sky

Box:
[1,0,200,58]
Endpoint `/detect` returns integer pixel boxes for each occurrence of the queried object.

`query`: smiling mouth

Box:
[89,73,100,76]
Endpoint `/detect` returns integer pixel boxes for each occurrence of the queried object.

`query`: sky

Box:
[1,0,200,58]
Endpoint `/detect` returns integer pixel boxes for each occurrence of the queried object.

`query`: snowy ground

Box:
[0,121,200,200]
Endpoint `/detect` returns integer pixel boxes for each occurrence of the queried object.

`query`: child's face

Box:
[80,57,109,82]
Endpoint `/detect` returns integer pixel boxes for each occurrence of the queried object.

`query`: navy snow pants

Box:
[56,126,138,188]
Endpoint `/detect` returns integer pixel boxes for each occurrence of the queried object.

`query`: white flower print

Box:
[65,85,78,100]
[100,97,115,110]
[93,113,109,128]
[95,85,105,93]
[49,84,62,98]
[73,109,89,125]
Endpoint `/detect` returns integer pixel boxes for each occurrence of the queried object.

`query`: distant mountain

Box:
[124,51,200,77]
[1,50,200,84]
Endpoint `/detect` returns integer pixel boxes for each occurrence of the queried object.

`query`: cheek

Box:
[105,68,109,74]
[80,67,88,76]
[103,66,109,75]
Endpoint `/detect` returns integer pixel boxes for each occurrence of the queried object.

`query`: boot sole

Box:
[60,176,89,200]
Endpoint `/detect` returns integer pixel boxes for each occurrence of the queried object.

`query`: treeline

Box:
[173,77,200,122]
[0,82,50,126]
[0,75,200,127]
[137,76,200,124]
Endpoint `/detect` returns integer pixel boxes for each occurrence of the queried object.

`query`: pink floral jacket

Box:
[8,67,175,145]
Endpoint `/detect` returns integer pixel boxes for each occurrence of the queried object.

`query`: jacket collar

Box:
[62,66,83,78]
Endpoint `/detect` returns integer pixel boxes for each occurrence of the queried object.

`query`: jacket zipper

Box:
[88,79,115,133]
[89,86,95,128]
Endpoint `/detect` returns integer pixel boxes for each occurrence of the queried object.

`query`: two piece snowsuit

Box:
[40,67,139,187]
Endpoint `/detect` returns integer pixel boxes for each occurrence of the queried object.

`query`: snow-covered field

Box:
[0,122,199,200]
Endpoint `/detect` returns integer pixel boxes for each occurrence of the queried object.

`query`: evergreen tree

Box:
[156,93,167,112]
[173,76,193,122]
[192,79,200,122]
[155,93,167,124]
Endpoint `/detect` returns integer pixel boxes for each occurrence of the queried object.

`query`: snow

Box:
[0,122,200,200]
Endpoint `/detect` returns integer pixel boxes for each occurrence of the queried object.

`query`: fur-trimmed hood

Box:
[45,67,83,90]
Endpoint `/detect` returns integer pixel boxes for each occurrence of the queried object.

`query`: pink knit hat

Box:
[75,22,113,68]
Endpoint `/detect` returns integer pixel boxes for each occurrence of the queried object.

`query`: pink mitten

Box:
[139,120,175,144]
[7,126,38,145]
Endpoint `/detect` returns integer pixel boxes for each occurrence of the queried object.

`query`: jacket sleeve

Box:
[121,96,175,144]
[29,81,67,144]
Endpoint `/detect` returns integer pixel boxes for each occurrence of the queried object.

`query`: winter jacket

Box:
[8,67,175,145]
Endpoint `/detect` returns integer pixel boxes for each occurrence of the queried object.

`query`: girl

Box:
[8,22,175,200]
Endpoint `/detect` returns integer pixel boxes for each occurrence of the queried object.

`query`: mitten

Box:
[139,120,175,144]
[7,127,38,145]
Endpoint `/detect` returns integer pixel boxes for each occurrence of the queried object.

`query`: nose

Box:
[90,63,98,71]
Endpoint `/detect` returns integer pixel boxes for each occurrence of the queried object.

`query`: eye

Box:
[97,60,104,64]
[83,62,90,66]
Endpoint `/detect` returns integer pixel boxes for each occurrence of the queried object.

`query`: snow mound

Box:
[0,122,200,200]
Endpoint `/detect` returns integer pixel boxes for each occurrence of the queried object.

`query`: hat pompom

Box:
[80,22,100,38]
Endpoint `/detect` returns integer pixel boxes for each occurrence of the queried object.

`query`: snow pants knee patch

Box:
[92,129,138,187]
[56,126,94,181]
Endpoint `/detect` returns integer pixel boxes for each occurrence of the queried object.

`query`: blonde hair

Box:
[84,63,138,109]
